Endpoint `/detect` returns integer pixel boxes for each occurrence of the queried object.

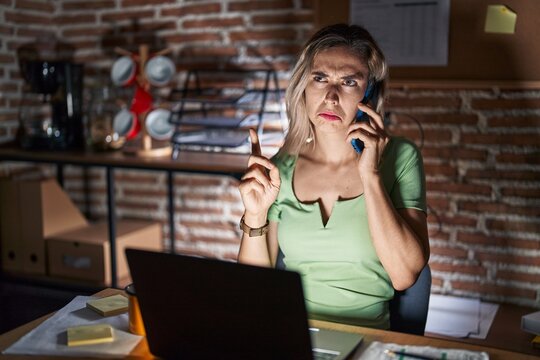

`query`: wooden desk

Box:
[0,147,249,288]
[426,303,540,357]
[0,289,537,360]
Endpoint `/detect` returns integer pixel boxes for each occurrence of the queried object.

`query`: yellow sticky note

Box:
[86,295,128,317]
[485,5,517,34]
[67,324,114,346]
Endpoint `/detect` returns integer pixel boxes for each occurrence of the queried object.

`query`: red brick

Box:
[392,113,478,126]
[0,112,19,122]
[496,153,540,165]
[0,83,17,92]
[16,27,55,37]
[184,193,238,203]
[421,146,488,161]
[15,0,54,12]
[62,27,111,37]
[424,164,457,177]
[189,235,239,245]
[164,33,222,44]
[229,29,297,42]
[0,54,15,63]
[459,201,540,217]
[180,46,238,58]
[461,133,539,146]
[485,219,540,234]
[115,173,160,183]
[440,214,477,227]
[0,25,13,35]
[183,17,244,29]
[429,262,487,276]
[161,3,221,17]
[5,11,51,25]
[0,0,13,5]
[228,0,293,11]
[466,169,539,181]
[174,176,222,187]
[178,206,223,215]
[477,251,540,266]
[116,201,160,211]
[252,13,312,25]
[246,44,301,57]
[123,189,167,197]
[496,270,540,283]
[55,14,97,24]
[62,0,115,10]
[179,220,235,233]
[501,187,540,198]
[427,227,446,241]
[101,10,153,22]
[471,98,540,110]
[122,0,174,7]
[456,232,540,250]
[431,245,468,259]
[69,40,100,51]
[487,116,540,128]
[426,195,450,210]
[387,96,461,109]
[431,277,443,287]
[451,280,537,299]
[427,181,492,195]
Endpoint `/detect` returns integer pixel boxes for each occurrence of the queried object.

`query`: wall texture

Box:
[0,0,539,308]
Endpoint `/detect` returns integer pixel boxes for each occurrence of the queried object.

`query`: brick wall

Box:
[1,1,539,308]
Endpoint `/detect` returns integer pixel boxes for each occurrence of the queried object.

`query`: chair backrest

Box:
[389,265,431,335]
[275,248,431,335]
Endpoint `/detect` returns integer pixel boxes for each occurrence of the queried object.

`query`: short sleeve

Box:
[266,154,295,222]
[383,138,427,213]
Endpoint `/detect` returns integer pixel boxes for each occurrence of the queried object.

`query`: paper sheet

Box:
[350,0,450,66]
[359,341,489,360]
[3,296,142,358]
[425,294,480,338]
[469,302,499,339]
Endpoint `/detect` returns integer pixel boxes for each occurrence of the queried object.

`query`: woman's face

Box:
[305,46,370,134]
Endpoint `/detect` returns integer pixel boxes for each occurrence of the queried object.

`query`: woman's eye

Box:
[343,79,358,87]
[313,75,326,82]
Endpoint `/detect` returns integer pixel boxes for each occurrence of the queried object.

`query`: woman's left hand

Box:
[346,103,389,182]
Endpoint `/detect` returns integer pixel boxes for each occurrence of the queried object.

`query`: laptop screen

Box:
[126,248,313,359]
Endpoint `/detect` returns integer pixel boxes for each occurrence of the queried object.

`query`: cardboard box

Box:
[47,220,162,286]
[0,178,23,272]
[0,177,88,274]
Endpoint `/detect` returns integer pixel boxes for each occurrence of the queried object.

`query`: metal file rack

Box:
[168,68,287,158]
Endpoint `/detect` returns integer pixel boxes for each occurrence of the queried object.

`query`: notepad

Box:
[86,295,128,317]
[67,324,114,347]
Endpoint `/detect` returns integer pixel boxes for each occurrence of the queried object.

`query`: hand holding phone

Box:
[351,82,378,153]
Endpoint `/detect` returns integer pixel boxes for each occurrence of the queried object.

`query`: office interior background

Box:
[0,0,538,331]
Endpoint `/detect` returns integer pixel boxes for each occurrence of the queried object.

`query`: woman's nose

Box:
[324,86,339,105]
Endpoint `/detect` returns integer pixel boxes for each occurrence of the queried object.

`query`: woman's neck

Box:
[305,131,358,165]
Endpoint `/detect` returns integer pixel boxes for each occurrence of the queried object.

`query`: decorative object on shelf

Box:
[110,45,175,157]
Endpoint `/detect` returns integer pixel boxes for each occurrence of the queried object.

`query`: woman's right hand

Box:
[239,129,281,219]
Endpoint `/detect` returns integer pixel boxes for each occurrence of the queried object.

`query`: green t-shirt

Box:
[267,137,426,329]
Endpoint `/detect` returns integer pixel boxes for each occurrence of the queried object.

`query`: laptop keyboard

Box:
[312,349,340,360]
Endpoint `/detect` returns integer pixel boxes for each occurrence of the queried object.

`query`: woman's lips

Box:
[319,112,342,121]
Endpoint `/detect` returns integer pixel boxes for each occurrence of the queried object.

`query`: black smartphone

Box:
[351,82,378,153]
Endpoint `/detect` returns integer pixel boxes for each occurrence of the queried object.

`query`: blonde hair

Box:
[278,24,388,157]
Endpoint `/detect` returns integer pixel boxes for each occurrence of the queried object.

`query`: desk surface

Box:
[0,289,538,360]
[0,146,249,175]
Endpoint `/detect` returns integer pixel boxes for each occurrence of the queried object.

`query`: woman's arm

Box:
[237,129,281,267]
[363,176,429,290]
[348,103,429,290]
[238,220,279,268]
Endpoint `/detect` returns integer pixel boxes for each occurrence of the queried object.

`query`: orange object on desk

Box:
[125,283,145,336]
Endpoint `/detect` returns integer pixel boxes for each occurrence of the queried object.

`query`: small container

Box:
[125,283,145,336]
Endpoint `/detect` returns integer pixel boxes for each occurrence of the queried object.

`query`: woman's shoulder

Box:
[270,152,297,171]
[385,136,422,162]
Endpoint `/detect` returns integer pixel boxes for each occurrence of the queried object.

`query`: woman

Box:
[237,24,429,329]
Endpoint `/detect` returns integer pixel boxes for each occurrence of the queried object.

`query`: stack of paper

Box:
[425,294,499,339]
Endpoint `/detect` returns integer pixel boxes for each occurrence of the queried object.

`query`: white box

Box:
[522,310,540,335]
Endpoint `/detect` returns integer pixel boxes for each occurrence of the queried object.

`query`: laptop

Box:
[125,248,363,360]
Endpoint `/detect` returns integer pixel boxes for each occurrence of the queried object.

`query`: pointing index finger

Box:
[250,128,262,156]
